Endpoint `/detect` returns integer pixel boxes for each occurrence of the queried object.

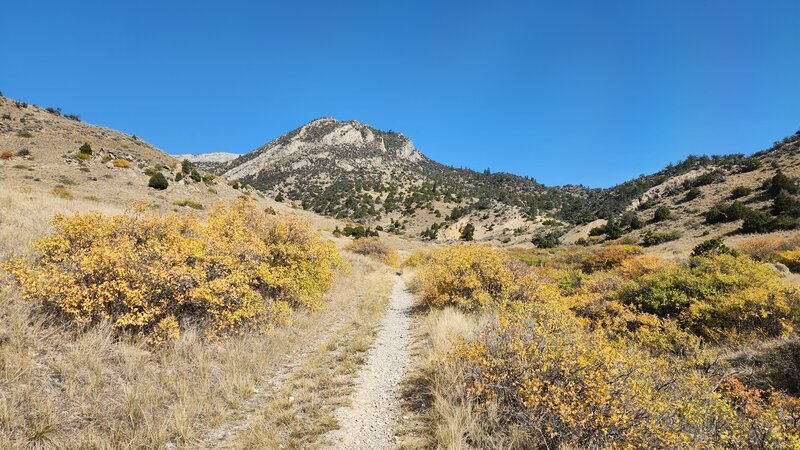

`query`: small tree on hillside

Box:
[653,206,671,222]
[460,223,475,241]
[148,172,169,190]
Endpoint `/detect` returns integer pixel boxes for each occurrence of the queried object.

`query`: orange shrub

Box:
[0,151,12,160]
[580,245,643,273]
[3,198,341,342]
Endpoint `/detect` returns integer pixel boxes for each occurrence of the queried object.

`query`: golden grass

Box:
[398,306,489,449]
[49,187,74,200]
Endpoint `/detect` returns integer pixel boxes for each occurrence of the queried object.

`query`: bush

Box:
[148,172,169,190]
[684,187,701,201]
[532,231,561,248]
[342,225,378,239]
[731,186,753,199]
[2,199,341,342]
[740,157,763,172]
[691,237,738,257]
[190,169,202,182]
[642,230,681,246]
[181,159,193,174]
[580,245,643,273]
[112,159,131,168]
[768,171,799,196]
[345,237,399,267]
[772,191,800,217]
[460,223,475,241]
[413,245,547,311]
[653,206,671,222]
[449,306,799,449]
[74,152,92,161]
[705,201,750,224]
[0,151,12,160]
[618,253,799,340]
[78,143,92,155]
[776,250,800,273]
[17,130,33,138]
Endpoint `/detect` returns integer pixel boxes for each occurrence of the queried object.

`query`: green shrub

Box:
[691,237,738,257]
[653,206,671,222]
[740,157,763,173]
[460,223,475,241]
[772,191,800,217]
[78,143,92,155]
[148,172,169,190]
[731,186,753,199]
[642,230,681,246]
[684,187,701,201]
[190,169,202,182]
[767,171,798,196]
[532,231,561,249]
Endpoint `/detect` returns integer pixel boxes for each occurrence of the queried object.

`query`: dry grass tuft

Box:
[345,237,400,267]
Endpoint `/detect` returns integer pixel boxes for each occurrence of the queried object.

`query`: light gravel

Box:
[326,276,414,449]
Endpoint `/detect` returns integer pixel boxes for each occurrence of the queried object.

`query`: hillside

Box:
[191,116,800,249]
[0,95,275,227]
[208,117,567,244]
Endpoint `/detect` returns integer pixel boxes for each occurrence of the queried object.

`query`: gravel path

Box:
[326,276,414,449]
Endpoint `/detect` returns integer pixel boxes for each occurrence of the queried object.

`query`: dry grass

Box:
[735,233,800,261]
[345,237,400,267]
[219,255,395,448]
[398,306,491,449]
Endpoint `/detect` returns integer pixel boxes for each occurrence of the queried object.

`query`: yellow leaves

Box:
[413,245,548,312]
[1,197,341,343]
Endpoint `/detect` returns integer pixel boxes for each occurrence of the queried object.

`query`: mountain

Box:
[205,117,566,242]
[195,116,800,246]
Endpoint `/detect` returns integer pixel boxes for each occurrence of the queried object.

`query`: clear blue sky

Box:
[3,1,799,187]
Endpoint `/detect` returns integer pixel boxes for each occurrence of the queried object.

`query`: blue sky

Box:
[3,1,799,187]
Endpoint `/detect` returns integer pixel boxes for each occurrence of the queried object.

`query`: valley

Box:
[1,93,800,448]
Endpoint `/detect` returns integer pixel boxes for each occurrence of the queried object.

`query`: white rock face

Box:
[222,117,425,180]
[172,152,240,163]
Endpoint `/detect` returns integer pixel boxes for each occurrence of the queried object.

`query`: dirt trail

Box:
[326,276,414,449]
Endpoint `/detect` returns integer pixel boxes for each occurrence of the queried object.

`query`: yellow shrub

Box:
[3,198,341,342]
[345,237,399,267]
[776,249,800,273]
[112,159,131,168]
[615,253,669,280]
[414,245,553,311]
[619,254,800,340]
[450,305,799,448]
